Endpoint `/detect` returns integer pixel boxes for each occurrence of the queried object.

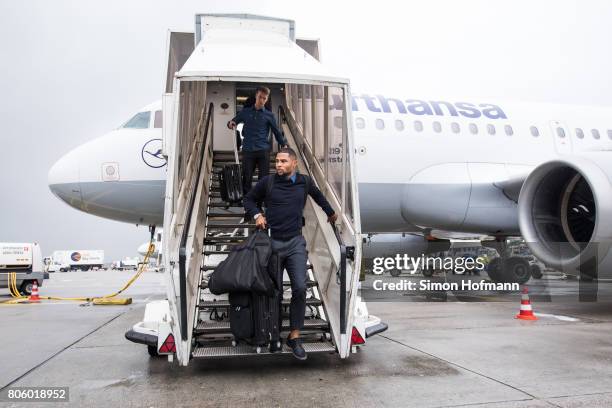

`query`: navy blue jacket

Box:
[244,173,335,240]
[232,106,287,152]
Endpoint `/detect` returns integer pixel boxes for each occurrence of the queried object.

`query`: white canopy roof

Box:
[177,15,348,85]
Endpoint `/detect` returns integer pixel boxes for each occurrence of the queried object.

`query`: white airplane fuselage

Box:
[48,95,612,238]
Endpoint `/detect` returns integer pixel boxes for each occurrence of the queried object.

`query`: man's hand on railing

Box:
[227,120,236,130]
[327,213,338,224]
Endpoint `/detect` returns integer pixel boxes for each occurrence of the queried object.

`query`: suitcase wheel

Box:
[269,341,281,353]
[255,346,262,354]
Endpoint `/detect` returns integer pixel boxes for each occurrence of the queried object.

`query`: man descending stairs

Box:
[192,150,336,360]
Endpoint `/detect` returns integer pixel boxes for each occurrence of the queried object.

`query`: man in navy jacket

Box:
[244,147,337,360]
[228,86,288,195]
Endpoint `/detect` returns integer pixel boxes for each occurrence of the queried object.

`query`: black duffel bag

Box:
[208,230,274,296]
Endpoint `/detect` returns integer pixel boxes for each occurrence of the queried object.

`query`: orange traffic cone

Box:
[515,287,537,320]
[29,280,41,303]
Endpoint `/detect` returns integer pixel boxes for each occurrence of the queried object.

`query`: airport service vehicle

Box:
[0,242,46,295]
[114,257,139,271]
[49,13,612,361]
[48,250,104,272]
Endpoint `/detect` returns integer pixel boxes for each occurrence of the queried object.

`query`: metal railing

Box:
[178,102,214,341]
[279,104,351,336]
[331,224,347,335]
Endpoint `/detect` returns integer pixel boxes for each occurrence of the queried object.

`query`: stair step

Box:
[203,237,247,244]
[207,213,246,218]
[192,341,335,359]
[199,297,322,308]
[200,279,317,288]
[209,203,244,208]
[213,156,276,162]
[203,243,244,250]
[212,174,260,181]
[212,165,276,170]
[214,152,277,157]
[201,262,313,273]
[194,318,329,334]
[207,223,256,228]
[284,279,317,287]
[213,153,277,159]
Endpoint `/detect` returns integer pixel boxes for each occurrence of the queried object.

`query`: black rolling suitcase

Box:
[229,292,253,341]
[252,252,283,352]
[229,252,283,352]
[219,129,243,204]
[219,164,243,204]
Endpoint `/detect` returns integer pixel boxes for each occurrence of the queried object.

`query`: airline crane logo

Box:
[141,139,167,168]
[71,252,81,262]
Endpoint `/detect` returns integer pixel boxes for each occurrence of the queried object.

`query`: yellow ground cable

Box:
[39,241,156,304]
[0,273,28,304]
[10,273,23,298]
[8,272,17,296]
[1,233,156,305]
[8,273,17,296]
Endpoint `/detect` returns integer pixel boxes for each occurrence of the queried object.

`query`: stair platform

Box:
[192,341,335,359]
[194,318,329,334]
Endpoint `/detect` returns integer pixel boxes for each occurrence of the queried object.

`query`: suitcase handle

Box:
[231,123,240,164]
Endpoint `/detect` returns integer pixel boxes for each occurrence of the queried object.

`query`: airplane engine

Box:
[518,153,612,278]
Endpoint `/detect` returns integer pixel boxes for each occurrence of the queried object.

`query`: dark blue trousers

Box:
[271,235,308,331]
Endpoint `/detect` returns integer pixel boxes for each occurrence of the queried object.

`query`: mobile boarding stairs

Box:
[125,14,387,366]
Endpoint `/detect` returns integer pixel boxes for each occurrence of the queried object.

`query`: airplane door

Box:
[549,120,572,154]
[208,82,236,151]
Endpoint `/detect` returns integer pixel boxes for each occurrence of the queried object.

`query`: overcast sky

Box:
[1,0,611,261]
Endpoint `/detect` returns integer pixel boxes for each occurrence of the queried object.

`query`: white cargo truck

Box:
[115,257,139,271]
[0,242,47,295]
[48,250,104,272]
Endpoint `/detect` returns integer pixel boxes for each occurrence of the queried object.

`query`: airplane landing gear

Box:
[483,238,531,284]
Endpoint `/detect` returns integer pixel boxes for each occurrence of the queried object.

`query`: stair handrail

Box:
[331,223,347,335]
[178,102,214,341]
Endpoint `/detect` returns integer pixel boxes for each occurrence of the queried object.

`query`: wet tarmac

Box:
[1,270,612,407]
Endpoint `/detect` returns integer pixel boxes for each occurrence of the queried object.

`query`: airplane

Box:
[45,14,612,366]
[48,91,612,284]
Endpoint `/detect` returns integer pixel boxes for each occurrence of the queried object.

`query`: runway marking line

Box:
[535,313,580,322]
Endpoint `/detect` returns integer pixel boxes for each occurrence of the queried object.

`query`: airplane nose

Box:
[48,150,83,207]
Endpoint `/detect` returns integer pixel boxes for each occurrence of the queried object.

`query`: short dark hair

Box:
[277,147,297,159]
[256,86,270,96]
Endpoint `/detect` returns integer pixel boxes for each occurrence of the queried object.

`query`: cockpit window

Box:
[122,111,151,129]
[154,110,163,128]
